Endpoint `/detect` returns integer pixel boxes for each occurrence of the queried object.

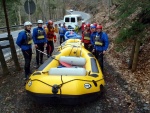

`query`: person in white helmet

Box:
[33,20,47,68]
[16,21,33,80]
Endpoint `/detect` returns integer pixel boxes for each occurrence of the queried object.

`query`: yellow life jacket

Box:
[37,28,44,39]
[95,35,103,46]
[25,31,32,45]
[84,31,90,40]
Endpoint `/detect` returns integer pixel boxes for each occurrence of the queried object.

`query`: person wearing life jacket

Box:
[45,20,56,57]
[16,21,32,80]
[59,24,66,45]
[90,25,97,51]
[92,25,109,73]
[82,23,91,50]
[81,21,86,34]
[33,20,47,68]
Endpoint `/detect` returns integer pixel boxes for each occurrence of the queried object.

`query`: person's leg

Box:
[39,43,44,64]
[97,51,104,73]
[36,46,40,65]
[50,41,54,56]
[62,36,65,43]
[84,43,89,50]
[60,35,62,45]
[46,41,51,57]
[28,48,32,74]
[22,49,32,79]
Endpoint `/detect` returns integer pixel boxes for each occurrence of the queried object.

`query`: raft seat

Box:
[59,56,86,66]
[49,67,86,76]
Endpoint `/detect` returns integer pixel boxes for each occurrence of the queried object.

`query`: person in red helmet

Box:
[82,23,91,51]
[45,20,56,57]
[92,25,109,73]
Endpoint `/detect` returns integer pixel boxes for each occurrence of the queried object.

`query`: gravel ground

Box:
[0,36,149,113]
[0,51,149,113]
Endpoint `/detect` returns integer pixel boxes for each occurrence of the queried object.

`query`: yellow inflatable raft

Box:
[25,39,105,104]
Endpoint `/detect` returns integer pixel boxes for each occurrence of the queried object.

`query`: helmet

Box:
[48,20,53,25]
[93,23,97,27]
[90,25,96,29]
[24,21,32,26]
[37,20,43,24]
[61,24,63,27]
[82,20,85,23]
[96,25,102,29]
[86,23,90,27]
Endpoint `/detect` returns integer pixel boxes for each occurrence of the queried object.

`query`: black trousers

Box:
[95,50,104,73]
[84,43,92,51]
[60,35,65,45]
[36,43,44,65]
[22,49,32,78]
[47,41,54,57]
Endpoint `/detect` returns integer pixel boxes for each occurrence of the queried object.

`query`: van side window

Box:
[71,17,75,22]
[77,17,82,22]
[65,17,69,22]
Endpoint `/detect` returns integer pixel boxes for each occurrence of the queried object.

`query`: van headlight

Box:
[28,80,32,87]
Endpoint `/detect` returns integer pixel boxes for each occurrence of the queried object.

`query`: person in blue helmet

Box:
[33,20,47,68]
[92,25,109,73]
[16,21,33,80]
[90,25,97,53]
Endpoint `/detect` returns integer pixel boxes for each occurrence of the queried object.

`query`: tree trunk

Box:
[2,0,21,71]
[131,39,141,72]
[18,6,22,25]
[128,40,136,69]
[0,45,9,75]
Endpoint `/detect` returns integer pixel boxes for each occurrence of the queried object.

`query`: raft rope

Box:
[28,78,104,95]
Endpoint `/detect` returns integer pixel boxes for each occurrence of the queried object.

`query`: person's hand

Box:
[44,43,47,48]
[35,44,38,48]
[88,44,92,47]
[103,50,106,54]
[92,49,95,53]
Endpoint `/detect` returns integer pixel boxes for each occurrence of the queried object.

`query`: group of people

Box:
[16,20,64,80]
[16,19,109,80]
[81,21,109,73]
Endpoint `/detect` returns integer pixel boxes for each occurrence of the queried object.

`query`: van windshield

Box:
[65,17,69,22]
[71,17,75,22]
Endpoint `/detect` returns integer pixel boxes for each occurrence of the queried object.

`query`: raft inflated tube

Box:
[49,68,86,76]
[59,56,86,66]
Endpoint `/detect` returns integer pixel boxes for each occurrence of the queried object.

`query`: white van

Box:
[64,14,82,30]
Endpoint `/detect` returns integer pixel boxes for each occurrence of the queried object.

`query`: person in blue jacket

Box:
[33,20,47,68]
[92,25,109,73]
[59,24,66,45]
[16,21,32,80]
